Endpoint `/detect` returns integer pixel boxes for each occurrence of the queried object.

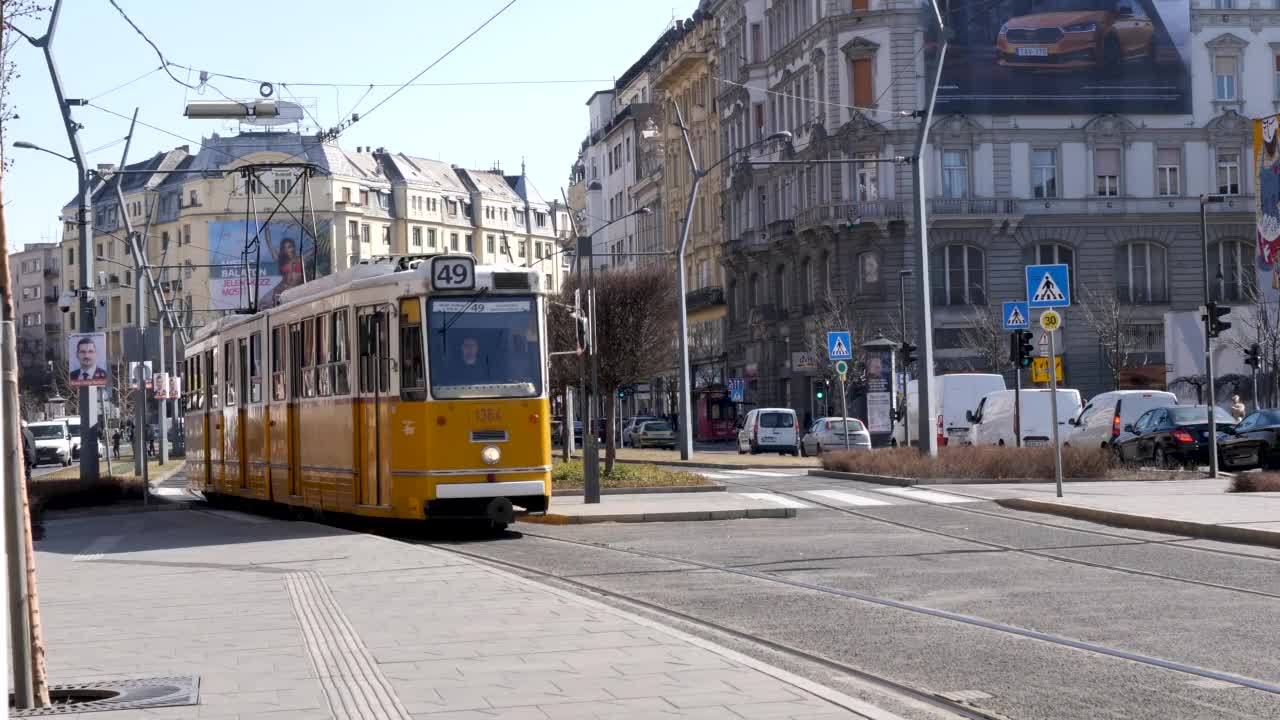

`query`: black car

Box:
[1218,409,1280,471]
[1113,405,1237,468]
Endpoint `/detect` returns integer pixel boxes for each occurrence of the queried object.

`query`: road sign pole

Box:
[1048,329,1063,498]
[840,375,849,451]
[1014,358,1022,449]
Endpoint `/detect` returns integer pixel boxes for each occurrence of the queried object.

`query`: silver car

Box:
[633,420,676,449]
[801,417,871,456]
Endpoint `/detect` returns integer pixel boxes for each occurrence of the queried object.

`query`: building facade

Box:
[713,0,1268,428]
[8,241,63,397]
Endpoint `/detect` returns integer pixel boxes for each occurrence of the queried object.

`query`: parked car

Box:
[27,420,73,467]
[892,373,1007,447]
[737,407,800,456]
[621,416,661,447]
[968,388,1082,447]
[1066,390,1178,449]
[1113,405,1237,468]
[1218,409,1280,471]
[801,417,871,456]
[632,420,676,449]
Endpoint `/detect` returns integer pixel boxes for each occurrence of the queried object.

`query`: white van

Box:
[27,420,73,466]
[1065,390,1179,449]
[891,373,1007,447]
[737,407,800,456]
[968,388,1083,447]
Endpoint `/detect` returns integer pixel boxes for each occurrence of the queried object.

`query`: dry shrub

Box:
[1229,473,1280,493]
[821,445,1111,480]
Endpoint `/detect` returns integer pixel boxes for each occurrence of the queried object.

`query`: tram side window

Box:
[316,313,331,397]
[358,310,391,394]
[289,323,304,400]
[302,318,316,398]
[206,349,217,408]
[332,309,350,395]
[224,342,236,406]
[271,327,286,401]
[399,298,426,401]
[238,337,249,406]
[249,332,263,404]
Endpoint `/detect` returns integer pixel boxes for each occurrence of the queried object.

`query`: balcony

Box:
[1115,286,1171,305]
[794,201,907,234]
[43,264,59,279]
[929,197,1020,216]
[43,322,61,334]
[1018,195,1253,217]
[686,286,725,313]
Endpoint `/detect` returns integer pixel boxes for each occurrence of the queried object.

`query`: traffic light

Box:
[1205,302,1232,338]
[900,340,917,367]
[618,388,626,399]
[1245,343,1261,369]
[815,387,825,400]
[1011,330,1034,368]
[575,313,591,353]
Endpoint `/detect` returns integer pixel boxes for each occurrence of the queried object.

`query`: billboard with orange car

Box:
[935,0,1191,114]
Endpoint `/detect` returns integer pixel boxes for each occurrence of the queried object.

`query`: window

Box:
[1212,240,1257,302]
[750,23,763,63]
[856,252,880,294]
[1115,242,1168,303]
[224,341,237,406]
[450,233,460,251]
[535,212,547,228]
[342,187,352,203]
[183,224,191,245]
[1036,243,1075,294]
[465,234,473,252]
[21,286,39,299]
[249,331,263,403]
[126,303,133,323]
[359,189,369,206]
[941,150,968,199]
[189,190,198,206]
[1274,53,1280,99]
[302,318,316,398]
[349,220,359,241]
[399,298,426,400]
[428,228,437,249]
[412,227,422,247]
[930,245,985,305]
[1032,149,1058,198]
[22,312,40,327]
[162,231,171,251]
[849,58,873,108]
[381,226,391,246]
[487,234,496,254]
[1157,148,1180,196]
[1215,55,1237,101]
[332,309,350,395]
[518,240,527,258]
[1218,151,1241,195]
[271,326,286,401]
[856,154,879,201]
[67,248,74,266]
[1213,0,1234,7]
[361,224,371,244]
[1094,148,1120,197]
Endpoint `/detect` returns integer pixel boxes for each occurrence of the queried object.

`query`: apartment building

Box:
[9,241,63,393]
[716,0,1266,423]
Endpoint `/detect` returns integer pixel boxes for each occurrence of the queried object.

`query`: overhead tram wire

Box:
[88,66,164,102]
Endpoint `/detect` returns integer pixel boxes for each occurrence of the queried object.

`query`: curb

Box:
[995,497,1280,548]
[520,507,795,525]
[569,454,816,472]
[553,484,725,497]
[41,500,193,521]
[806,469,1200,486]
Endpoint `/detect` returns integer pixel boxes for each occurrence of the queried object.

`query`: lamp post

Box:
[577,207,652,504]
[1201,194,1226,478]
[657,102,791,459]
[899,270,912,447]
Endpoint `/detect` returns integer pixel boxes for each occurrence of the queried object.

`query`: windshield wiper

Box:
[438,288,491,336]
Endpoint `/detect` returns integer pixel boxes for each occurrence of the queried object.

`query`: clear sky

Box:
[4,0,692,250]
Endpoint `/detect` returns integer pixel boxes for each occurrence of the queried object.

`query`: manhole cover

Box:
[10,675,199,716]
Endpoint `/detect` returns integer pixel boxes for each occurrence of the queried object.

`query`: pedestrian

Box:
[111,430,121,459]
[1230,394,1246,422]
[21,421,35,481]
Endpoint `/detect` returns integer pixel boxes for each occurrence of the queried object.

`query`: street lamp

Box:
[667,98,791,459]
[1201,193,1226,479]
[12,140,74,163]
[577,206,652,504]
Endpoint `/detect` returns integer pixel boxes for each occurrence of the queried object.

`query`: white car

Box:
[801,417,871,456]
[1066,390,1178,449]
[968,388,1082,447]
[737,407,800,456]
[621,416,661,447]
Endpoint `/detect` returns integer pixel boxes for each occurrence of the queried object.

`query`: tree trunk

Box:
[0,168,52,707]
[604,390,616,474]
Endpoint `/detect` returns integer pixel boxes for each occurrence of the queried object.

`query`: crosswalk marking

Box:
[699,472,734,480]
[737,493,813,509]
[724,470,795,477]
[802,489,892,507]
[74,534,123,562]
[874,487,980,504]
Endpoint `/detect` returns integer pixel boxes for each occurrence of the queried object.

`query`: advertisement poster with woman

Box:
[207,220,331,310]
[1256,114,1280,305]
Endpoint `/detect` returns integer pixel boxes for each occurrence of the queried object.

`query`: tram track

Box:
[711,476,1280,600]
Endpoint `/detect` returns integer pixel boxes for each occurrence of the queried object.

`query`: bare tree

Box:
[957,304,1016,375]
[1075,283,1141,390]
[560,265,676,472]
[1220,285,1280,407]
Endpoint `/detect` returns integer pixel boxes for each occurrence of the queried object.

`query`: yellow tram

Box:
[181,254,551,527]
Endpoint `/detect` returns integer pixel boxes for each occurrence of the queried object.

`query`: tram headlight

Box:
[481,445,501,465]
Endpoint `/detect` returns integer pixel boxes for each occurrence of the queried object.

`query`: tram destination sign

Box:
[431,255,475,291]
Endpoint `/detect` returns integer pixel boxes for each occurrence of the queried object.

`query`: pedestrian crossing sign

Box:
[827,331,852,360]
[1025,263,1071,308]
[1002,301,1029,330]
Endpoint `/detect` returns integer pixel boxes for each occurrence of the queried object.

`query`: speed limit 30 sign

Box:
[1038,309,1062,332]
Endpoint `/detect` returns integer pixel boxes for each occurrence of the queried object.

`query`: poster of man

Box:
[865,349,894,434]
[67,333,108,387]
[129,361,154,389]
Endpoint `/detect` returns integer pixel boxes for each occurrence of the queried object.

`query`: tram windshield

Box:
[427,296,542,399]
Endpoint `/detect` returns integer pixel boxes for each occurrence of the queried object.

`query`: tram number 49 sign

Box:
[431,256,475,291]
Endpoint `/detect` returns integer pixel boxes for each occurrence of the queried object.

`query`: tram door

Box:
[202,349,214,491]
[357,307,392,506]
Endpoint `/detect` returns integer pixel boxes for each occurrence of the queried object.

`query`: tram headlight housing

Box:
[481,445,501,465]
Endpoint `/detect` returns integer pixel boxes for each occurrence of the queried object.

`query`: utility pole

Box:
[1201,195,1225,478]
[913,0,947,457]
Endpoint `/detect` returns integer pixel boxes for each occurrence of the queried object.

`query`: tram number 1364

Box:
[432,256,475,290]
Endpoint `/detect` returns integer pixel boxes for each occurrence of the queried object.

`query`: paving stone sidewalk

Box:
[20,507,906,719]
